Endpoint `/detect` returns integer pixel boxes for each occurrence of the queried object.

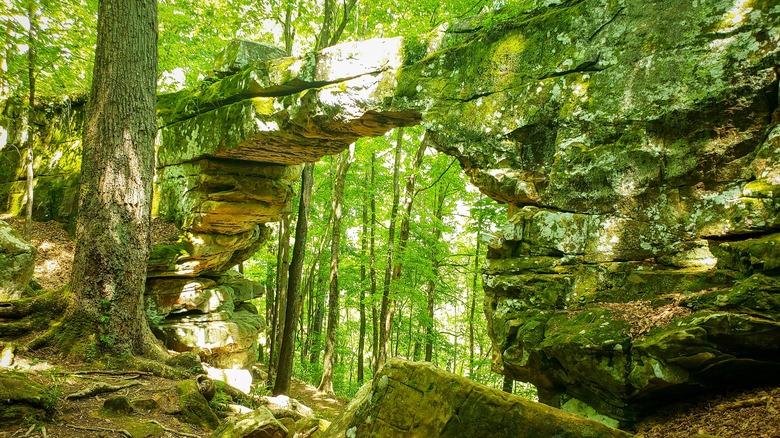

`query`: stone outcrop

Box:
[0,220,35,301]
[391,0,780,424]
[322,359,633,437]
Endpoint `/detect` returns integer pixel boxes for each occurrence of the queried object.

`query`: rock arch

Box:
[1,0,778,425]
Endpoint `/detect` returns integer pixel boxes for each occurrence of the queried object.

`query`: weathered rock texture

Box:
[393,0,780,424]
[0,99,83,229]
[323,359,633,437]
[0,220,35,301]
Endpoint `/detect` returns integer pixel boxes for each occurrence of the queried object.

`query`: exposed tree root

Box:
[73,370,153,376]
[0,291,62,319]
[145,420,200,438]
[65,423,132,437]
[65,381,143,400]
[25,326,60,351]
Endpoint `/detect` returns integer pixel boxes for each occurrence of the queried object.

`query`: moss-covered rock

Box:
[177,379,221,431]
[0,372,52,425]
[322,359,633,438]
[0,220,36,301]
[209,406,287,438]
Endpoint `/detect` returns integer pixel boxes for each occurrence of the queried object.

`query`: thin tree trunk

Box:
[274,163,313,396]
[469,226,481,376]
[267,214,291,387]
[503,375,514,394]
[67,0,162,357]
[425,184,446,362]
[369,152,378,372]
[309,270,325,364]
[23,0,37,240]
[377,129,403,372]
[318,146,353,395]
[357,187,367,383]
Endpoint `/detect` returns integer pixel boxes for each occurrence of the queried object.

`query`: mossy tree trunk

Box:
[23,0,37,240]
[318,145,353,395]
[65,0,163,358]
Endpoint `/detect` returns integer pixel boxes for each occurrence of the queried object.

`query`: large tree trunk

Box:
[67,0,161,357]
[318,146,353,395]
[274,163,313,396]
[377,129,403,372]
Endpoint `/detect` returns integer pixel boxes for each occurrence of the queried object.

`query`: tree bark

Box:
[23,0,37,240]
[67,0,161,357]
[503,375,514,394]
[274,163,313,396]
[369,152,378,372]
[318,146,353,395]
[377,129,403,372]
[267,214,291,387]
[469,225,481,376]
[425,184,446,363]
[357,185,367,383]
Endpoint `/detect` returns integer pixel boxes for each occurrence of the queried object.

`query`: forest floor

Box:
[2,218,779,437]
[0,347,348,437]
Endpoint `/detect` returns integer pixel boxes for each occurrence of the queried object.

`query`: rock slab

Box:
[322,359,634,438]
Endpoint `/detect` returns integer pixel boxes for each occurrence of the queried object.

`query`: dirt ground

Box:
[2,218,779,437]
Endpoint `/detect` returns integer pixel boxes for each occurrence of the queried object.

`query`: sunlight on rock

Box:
[719,0,753,31]
[204,364,253,394]
[0,345,14,368]
[595,217,621,256]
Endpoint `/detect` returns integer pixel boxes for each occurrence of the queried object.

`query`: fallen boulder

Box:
[322,359,634,437]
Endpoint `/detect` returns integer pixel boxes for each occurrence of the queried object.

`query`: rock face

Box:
[392,0,780,424]
[0,99,83,230]
[0,220,35,301]
[322,359,633,437]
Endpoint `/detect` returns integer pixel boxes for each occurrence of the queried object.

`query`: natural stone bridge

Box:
[1,0,778,426]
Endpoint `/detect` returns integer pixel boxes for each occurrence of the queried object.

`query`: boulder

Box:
[0,372,52,425]
[209,406,288,438]
[0,220,35,301]
[177,379,221,431]
[258,394,314,421]
[322,359,633,438]
[155,309,265,368]
[212,39,287,78]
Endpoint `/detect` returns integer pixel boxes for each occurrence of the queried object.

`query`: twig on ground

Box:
[714,396,771,411]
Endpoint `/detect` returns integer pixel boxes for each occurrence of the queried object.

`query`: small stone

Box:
[102,396,133,416]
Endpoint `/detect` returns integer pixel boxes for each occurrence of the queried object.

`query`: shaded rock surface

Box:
[322,359,633,438]
[388,0,780,424]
